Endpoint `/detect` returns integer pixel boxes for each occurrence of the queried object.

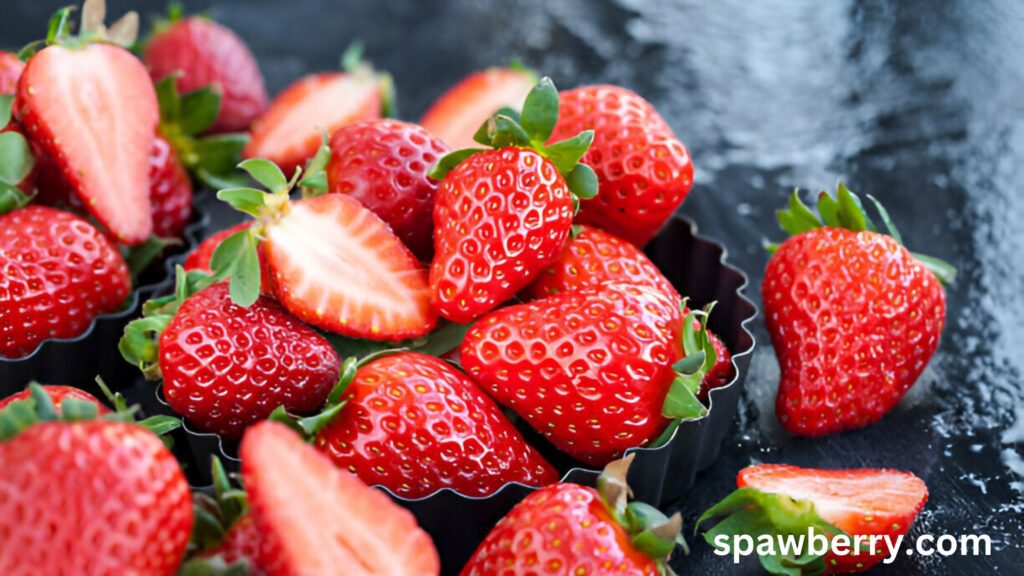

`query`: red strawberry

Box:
[699,464,928,574]
[313,351,558,498]
[326,119,449,261]
[144,15,267,133]
[18,31,158,244]
[1,206,130,359]
[244,64,387,177]
[0,384,107,413]
[123,281,340,438]
[700,331,733,401]
[764,184,951,436]
[149,134,193,238]
[0,51,24,94]
[462,454,685,576]
[461,283,717,466]
[241,421,441,575]
[0,404,193,575]
[550,85,694,247]
[429,77,597,323]
[420,67,536,149]
[522,224,680,301]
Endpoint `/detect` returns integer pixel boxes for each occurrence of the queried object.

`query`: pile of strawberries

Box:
[0,1,957,575]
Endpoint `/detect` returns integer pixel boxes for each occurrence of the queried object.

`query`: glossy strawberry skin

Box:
[461,482,659,576]
[431,148,573,323]
[158,282,340,438]
[0,51,24,94]
[315,352,558,498]
[550,85,693,247]
[461,283,683,466]
[764,227,946,437]
[144,17,267,133]
[0,206,131,359]
[0,385,108,413]
[522,224,680,301]
[737,464,928,573]
[0,421,193,575]
[149,134,193,238]
[327,119,449,261]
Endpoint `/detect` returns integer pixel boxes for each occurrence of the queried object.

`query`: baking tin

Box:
[0,207,209,399]
[167,213,757,573]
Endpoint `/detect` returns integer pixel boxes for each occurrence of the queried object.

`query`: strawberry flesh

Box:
[420,67,535,149]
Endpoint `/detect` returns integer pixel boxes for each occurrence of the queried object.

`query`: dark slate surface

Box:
[3,1,1023,573]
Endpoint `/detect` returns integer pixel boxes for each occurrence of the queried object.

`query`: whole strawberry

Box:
[462,454,685,576]
[120,279,340,438]
[429,77,598,323]
[461,283,716,466]
[144,11,267,133]
[149,134,193,238]
[549,85,693,247]
[326,119,449,261]
[1,206,130,359]
[0,385,193,575]
[17,3,158,244]
[312,351,558,498]
[764,183,952,436]
[699,464,928,574]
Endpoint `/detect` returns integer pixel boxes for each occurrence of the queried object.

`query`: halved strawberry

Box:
[241,421,440,576]
[17,14,158,245]
[244,70,385,177]
[420,66,536,149]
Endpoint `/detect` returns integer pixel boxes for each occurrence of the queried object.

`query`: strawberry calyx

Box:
[658,299,717,434]
[154,74,250,189]
[0,95,35,215]
[20,0,139,58]
[597,454,688,575]
[427,76,598,209]
[769,181,957,285]
[189,456,251,555]
[695,485,849,575]
[0,380,180,442]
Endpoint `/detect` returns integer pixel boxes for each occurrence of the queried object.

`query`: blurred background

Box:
[3,0,1023,572]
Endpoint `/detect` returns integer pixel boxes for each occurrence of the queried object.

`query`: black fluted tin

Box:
[0,207,209,398]
[166,213,757,574]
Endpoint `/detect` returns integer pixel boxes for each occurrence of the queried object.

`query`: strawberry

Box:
[309,351,558,498]
[700,331,733,401]
[1,205,130,359]
[0,51,24,94]
[0,384,192,576]
[244,47,391,177]
[0,384,107,413]
[240,421,441,575]
[420,66,536,149]
[698,464,929,574]
[764,183,953,436]
[325,119,449,261]
[463,454,686,575]
[429,77,598,323]
[143,11,267,133]
[521,224,680,301]
[16,4,158,245]
[214,159,436,341]
[461,283,717,466]
[549,85,694,247]
[149,133,193,238]
[121,279,341,438]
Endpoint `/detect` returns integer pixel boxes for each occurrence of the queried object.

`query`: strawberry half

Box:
[698,464,928,574]
[420,66,536,149]
[241,421,441,576]
[16,5,158,245]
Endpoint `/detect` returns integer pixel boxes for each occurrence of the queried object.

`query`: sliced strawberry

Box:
[17,43,158,245]
[241,421,440,576]
[263,194,436,341]
[244,72,381,177]
[419,67,536,149]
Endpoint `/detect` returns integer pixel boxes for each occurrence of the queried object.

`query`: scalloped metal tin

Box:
[148,214,757,573]
[0,207,209,399]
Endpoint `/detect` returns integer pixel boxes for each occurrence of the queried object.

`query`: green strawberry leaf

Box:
[154,75,182,125]
[428,148,485,181]
[566,163,598,201]
[487,114,531,148]
[238,158,289,194]
[544,130,594,175]
[216,188,266,218]
[298,130,331,196]
[124,236,178,280]
[341,41,364,72]
[662,376,707,420]
[816,190,841,228]
[520,76,559,144]
[776,189,822,236]
[0,94,14,128]
[0,131,35,186]
[911,252,957,285]
[866,193,902,244]
[210,229,262,307]
[0,183,32,216]
[835,181,871,232]
[179,86,222,137]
